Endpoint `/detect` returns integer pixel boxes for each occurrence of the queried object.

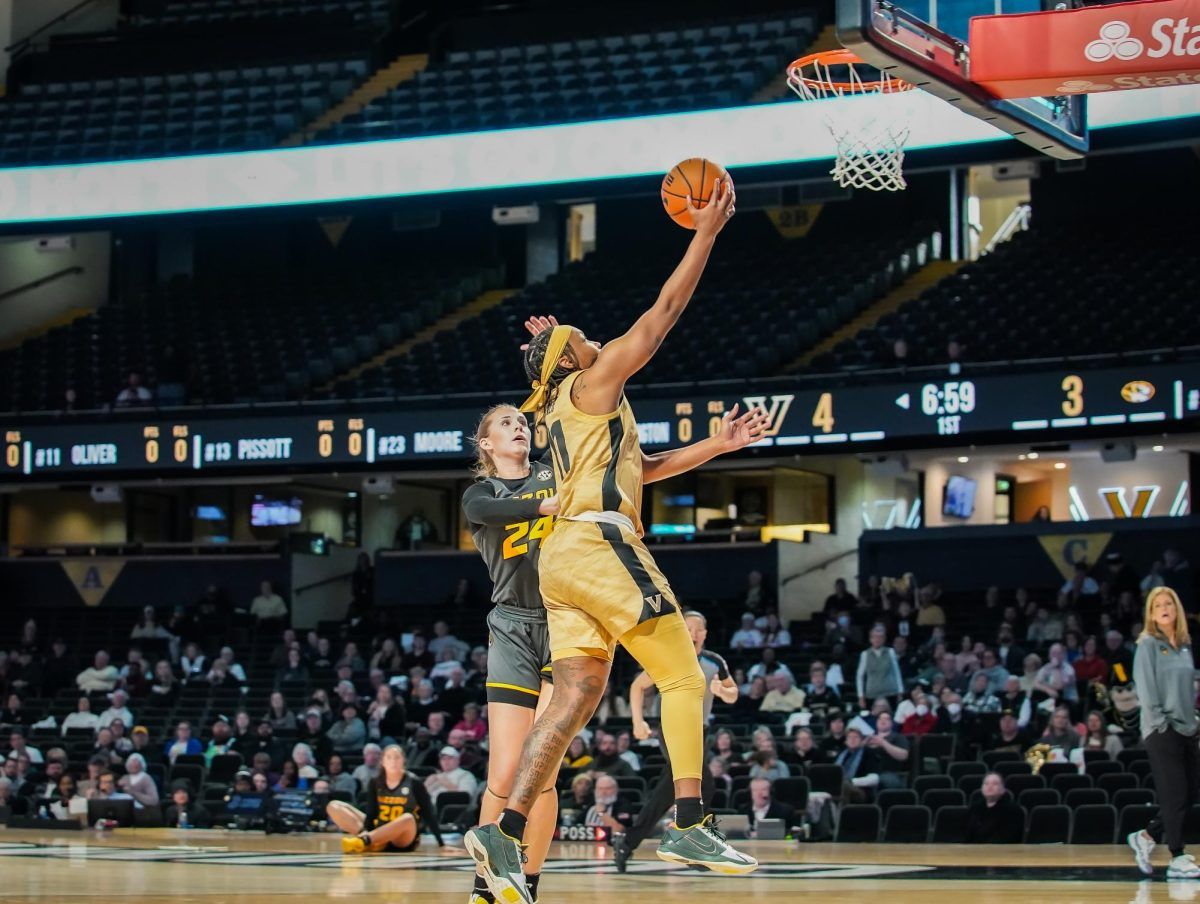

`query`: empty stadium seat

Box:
[835,805,881,843]
[1024,805,1070,844]
[1069,804,1117,844]
[932,805,969,843]
[884,805,931,843]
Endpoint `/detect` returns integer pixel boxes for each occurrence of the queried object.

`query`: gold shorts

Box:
[538,519,681,660]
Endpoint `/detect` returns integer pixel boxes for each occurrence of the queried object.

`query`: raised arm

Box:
[641,403,769,484]
[573,179,735,414]
[461,482,557,526]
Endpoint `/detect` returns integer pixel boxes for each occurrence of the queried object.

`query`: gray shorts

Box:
[486,604,552,710]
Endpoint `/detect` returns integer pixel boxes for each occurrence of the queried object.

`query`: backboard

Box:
[837,0,1089,158]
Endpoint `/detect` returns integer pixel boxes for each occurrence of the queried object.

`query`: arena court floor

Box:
[0,828,1192,903]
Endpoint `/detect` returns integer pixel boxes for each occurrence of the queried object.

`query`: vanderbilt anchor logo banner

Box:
[742,394,795,438]
[1098,485,1159,518]
[59,559,126,607]
[1037,533,1114,582]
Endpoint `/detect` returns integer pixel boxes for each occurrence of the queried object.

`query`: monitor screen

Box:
[251,496,302,527]
[943,476,977,519]
[194,505,226,521]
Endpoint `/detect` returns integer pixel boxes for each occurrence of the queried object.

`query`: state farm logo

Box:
[1056,79,1112,93]
[1083,17,1200,63]
[1086,21,1143,62]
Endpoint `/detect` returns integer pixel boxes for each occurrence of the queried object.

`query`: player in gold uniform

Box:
[329,744,443,853]
[467,179,766,903]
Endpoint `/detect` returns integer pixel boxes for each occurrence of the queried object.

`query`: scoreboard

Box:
[4,362,1199,481]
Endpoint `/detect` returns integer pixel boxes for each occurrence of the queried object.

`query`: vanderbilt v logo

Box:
[643,594,663,614]
[1099,485,1159,518]
[742,394,795,438]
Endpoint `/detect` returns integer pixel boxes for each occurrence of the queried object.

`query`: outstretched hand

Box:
[688,177,735,237]
[717,403,770,451]
[520,315,559,352]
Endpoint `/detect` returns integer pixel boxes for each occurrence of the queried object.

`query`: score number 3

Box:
[1061,375,1083,416]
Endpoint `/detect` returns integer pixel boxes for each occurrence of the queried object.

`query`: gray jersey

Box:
[462,461,556,611]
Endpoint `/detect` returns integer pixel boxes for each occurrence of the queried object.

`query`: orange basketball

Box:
[661,158,731,229]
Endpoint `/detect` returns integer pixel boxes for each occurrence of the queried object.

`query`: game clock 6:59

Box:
[921,381,977,435]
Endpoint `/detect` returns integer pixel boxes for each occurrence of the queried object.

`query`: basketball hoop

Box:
[786,49,915,192]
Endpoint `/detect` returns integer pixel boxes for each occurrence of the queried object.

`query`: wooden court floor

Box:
[0,827,1191,902]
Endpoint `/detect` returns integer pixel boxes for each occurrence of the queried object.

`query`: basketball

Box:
[661,157,731,229]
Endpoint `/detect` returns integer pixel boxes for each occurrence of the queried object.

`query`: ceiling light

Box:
[1153,445,1164,452]
[1027,452,1039,460]
[1018,454,1027,460]
[957,456,970,463]
[1054,461,1067,470]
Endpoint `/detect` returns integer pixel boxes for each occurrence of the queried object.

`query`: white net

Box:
[786,53,912,192]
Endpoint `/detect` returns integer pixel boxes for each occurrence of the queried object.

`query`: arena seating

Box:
[329,215,938,399]
[322,13,814,142]
[809,219,1200,372]
[0,55,370,166]
[0,260,503,412]
[130,0,394,29]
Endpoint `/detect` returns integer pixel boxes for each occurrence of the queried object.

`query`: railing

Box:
[0,266,84,305]
[8,541,282,558]
[295,571,356,596]
[982,203,1032,256]
[782,547,857,586]
[3,0,105,58]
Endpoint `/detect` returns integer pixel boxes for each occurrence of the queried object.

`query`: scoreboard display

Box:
[3,362,1198,481]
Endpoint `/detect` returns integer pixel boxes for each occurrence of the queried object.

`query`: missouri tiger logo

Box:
[1121,380,1155,403]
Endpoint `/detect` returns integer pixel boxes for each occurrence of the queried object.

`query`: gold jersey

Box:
[542,371,645,537]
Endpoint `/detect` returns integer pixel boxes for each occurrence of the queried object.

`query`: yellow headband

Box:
[520,324,573,413]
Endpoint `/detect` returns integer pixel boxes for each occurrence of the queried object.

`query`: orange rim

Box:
[787,48,914,95]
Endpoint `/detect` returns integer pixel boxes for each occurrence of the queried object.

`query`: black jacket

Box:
[964,795,1024,843]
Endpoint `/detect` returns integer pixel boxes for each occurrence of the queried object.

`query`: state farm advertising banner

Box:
[971,0,1200,97]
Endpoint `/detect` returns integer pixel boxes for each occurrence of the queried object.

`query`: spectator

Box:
[230,711,254,747]
[7,730,43,765]
[295,709,329,756]
[823,578,858,616]
[819,712,848,758]
[336,642,367,675]
[118,647,152,697]
[291,744,319,789]
[405,727,439,771]
[1142,560,1167,595]
[995,623,1027,674]
[615,731,641,772]
[205,660,240,691]
[748,748,790,782]
[590,732,635,779]
[1017,653,1043,694]
[451,701,485,744]
[563,735,594,771]
[164,781,212,828]
[998,678,1033,729]
[242,720,283,768]
[1061,561,1100,601]
[326,754,358,796]
[835,725,880,800]
[407,682,439,729]
[327,703,367,756]
[1030,505,1051,523]
[428,621,468,661]
[424,746,479,803]
[711,729,741,766]
[115,372,152,407]
[1034,643,1079,704]
[963,672,1002,715]
[743,570,775,615]
[899,691,938,736]
[180,643,207,682]
[946,337,965,375]
[746,648,793,683]
[149,660,179,706]
[0,694,23,728]
[916,584,947,627]
[311,636,335,670]
[76,651,119,693]
[165,724,203,767]
[250,580,288,625]
[395,509,437,550]
[61,697,101,736]
[368,684,408,744]
[269,630,298,668]
[584,774,634,831]
[98,689,134,731]
[275,648,309,687]
[987,709,1029,754]
[118,753,159,808]
[965,773,1024,843]
[561,773,594,815]
[402,635,435,673]
[762,612,792,648]
[954,635,981,675]
[803,663,842,712]
[87,770,132,802]
[215,647,248,685]
[42,638,76,697]
[1026,607,1064,644]
[45,773,81,821]
[264,691,296,731]
[746,776,796,833]
[370,638,402,674]
[856,626,903,709]
[791,727,825,767]
[130,605,175,651]
[352,743,383,791]
[1039,706,1082,751]
[760,674,806,713]
[730,613,765,650]
[76,756,108,797]
[1105,630,1135,685]
[975,649,1011,694]
[862,711,908,788]
[204,719,236,765]
[708,756,734,795]
[1084,710,1124,757]
[1073,636,1108,686]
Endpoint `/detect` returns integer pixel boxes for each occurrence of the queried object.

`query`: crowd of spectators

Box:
[0,548,1193,843]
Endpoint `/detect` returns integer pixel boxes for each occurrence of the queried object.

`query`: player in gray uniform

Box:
[463,403,559,904]
[616,609,738,871]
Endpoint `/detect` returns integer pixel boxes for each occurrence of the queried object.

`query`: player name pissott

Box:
[237,437,294,460]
